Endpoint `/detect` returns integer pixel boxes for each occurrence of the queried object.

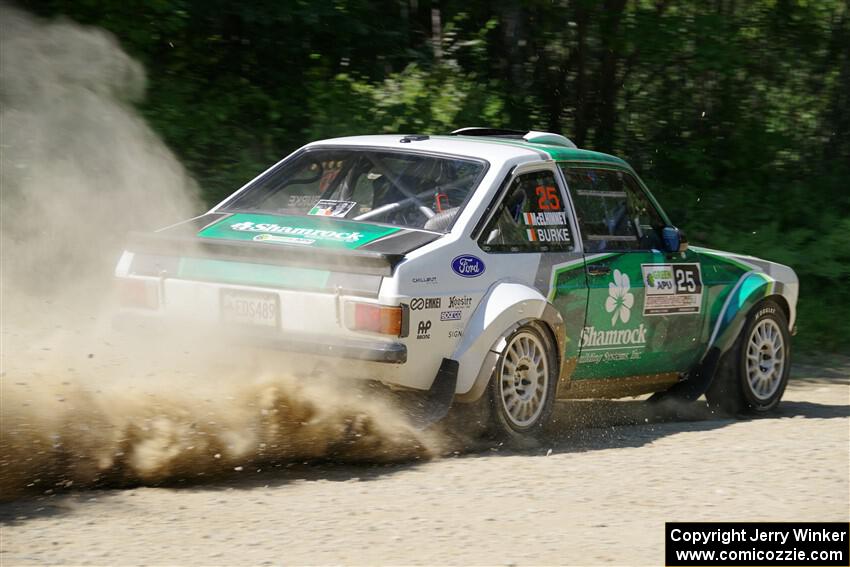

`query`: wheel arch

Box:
[453,282,567,403]
[706,272,789,359]
[768,293,791,326]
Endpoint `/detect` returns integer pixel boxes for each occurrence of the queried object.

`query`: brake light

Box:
[116,278,159,310]
[351,303,402,336]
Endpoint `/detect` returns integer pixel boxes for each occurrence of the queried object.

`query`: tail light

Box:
[349,302,403,336]
[116,277,159,310]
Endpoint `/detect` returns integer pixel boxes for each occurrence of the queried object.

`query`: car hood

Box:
[691,246,798,285]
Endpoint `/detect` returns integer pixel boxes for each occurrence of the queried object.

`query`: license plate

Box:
[220,290,280,328]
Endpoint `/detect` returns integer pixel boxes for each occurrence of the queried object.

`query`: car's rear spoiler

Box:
[124,228,439,277]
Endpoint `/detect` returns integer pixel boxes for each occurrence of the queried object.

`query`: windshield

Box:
[223,148,487,232]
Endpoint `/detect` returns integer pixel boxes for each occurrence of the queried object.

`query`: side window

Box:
[560,166,666,252]
[478,170,573,253]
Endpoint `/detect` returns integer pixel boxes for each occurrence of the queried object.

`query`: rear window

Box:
[223,148,487,232]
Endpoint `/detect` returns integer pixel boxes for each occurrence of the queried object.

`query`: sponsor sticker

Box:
[308,199,356,217]
[447,295,473,309]
[451,255,486,278]
[642,263,703,315]
[440,310,462,321]
[526,227,571,243]
[287,195,320,208]
[523,211,568,226]
[198,213,400,250]
[579,269,647,364]
[253,234,313,245]
[578,324,647,364]
[416,320,432,340]
[412,276,438,285]
[410,297,441,310]
[228,220,362,243]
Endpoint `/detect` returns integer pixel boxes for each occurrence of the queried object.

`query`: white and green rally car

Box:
[115,128,799,437]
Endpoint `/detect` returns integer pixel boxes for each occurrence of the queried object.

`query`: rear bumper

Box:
[113,312,407,364]
[249,333,407,363]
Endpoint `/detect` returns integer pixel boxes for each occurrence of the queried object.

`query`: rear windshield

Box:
[223,148,487,232]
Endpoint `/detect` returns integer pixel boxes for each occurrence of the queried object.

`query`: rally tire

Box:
[487,324,558,440]
[706,299,791,415]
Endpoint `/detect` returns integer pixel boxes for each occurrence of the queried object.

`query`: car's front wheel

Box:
[488,324,558,439]
[706,299,791,414]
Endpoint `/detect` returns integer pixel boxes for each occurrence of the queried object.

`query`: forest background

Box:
[20,0,850,352]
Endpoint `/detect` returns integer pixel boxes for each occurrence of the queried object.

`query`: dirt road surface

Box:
[2,361,848,566]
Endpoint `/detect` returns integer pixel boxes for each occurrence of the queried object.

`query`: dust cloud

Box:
[0,5,438,501]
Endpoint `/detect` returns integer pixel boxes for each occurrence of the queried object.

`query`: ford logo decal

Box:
[451,255,486,278]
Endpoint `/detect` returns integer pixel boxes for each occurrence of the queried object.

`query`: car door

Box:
[477,164,588,383]
[560,164,706,381]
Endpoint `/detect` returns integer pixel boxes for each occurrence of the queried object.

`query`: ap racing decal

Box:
[641,263,703,315]
[198,213,400,250]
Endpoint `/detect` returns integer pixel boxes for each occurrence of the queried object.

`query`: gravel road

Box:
[1,360,848,566]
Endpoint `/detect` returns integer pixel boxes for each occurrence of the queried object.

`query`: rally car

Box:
[115,128,799,438]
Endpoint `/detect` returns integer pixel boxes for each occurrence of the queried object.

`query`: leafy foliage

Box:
[21,0,850,352]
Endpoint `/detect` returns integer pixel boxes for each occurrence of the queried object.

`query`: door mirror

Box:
[662,226,688,253]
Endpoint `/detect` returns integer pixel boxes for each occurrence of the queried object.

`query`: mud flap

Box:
[649,347,722,403]
[407,358,459,428]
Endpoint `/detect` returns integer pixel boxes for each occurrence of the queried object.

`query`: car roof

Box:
[305,134,630,168]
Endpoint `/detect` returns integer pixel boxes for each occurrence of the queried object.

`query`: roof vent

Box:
[449,127,577,148]
[450,127,526,138]
[522,131,577,148]
[400,134,430,143]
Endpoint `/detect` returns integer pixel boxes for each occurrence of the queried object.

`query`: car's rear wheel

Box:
[488,324,557,439]
[706,299,791,415]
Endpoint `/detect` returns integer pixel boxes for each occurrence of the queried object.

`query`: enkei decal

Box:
[416,320,432,340]
[410,297,441,310]
[451,255,486,278]
[447,295,473,309]
[440,310,462,321]
[642,263,703,315]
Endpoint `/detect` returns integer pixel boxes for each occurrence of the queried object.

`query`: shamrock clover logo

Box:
[605,269,634,326]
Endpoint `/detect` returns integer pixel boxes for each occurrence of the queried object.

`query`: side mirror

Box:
[662,226,688,253]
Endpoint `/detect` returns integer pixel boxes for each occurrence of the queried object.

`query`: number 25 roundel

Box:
[535,186,561,211]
